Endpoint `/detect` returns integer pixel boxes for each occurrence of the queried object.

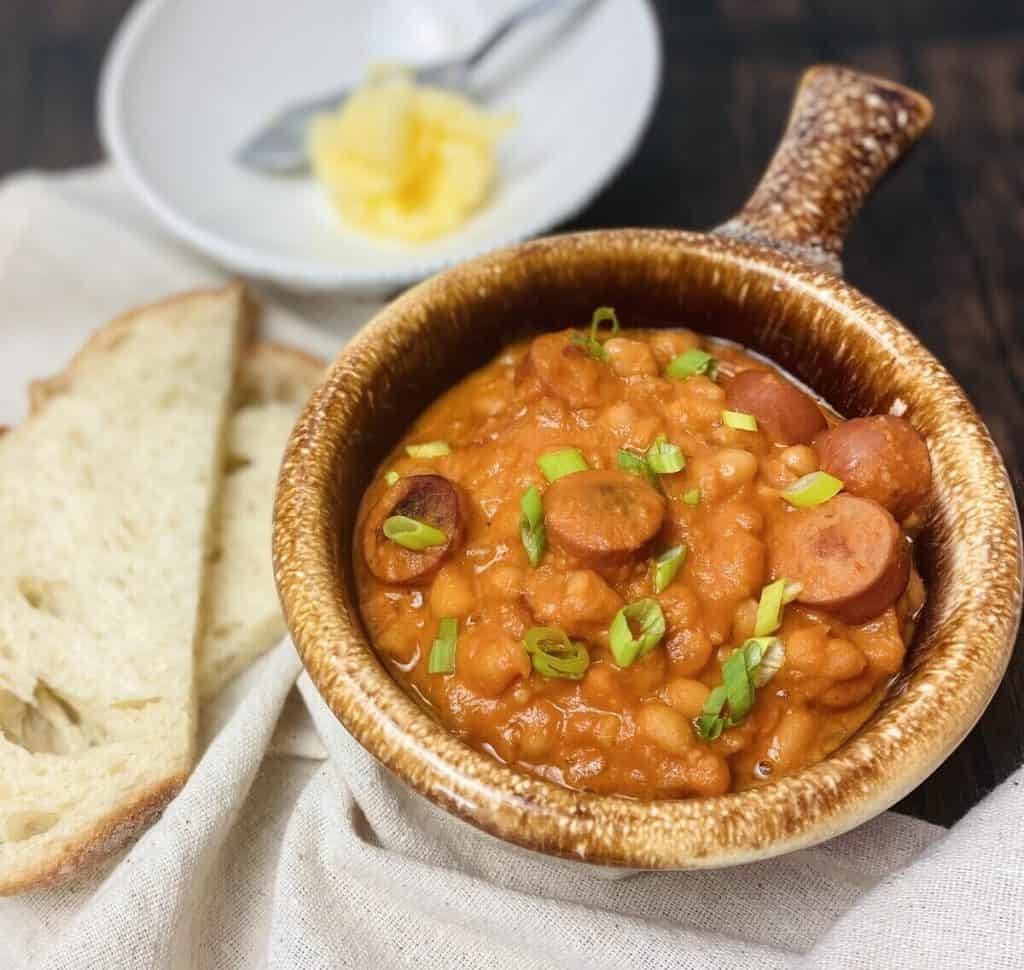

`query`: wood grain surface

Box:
[2,0,1021,827]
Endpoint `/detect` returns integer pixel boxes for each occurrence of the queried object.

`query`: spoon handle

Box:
[237,0,586,172]
[464,0,579,72]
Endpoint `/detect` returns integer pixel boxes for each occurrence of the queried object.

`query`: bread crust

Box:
[29,338,322,415]
[2,290,326,895]
[28,282,256,413]
[0,769,189,896]
[0,283,250,896]
[195,341,323,702]
[232,341,325,408]
[244,340,326,377]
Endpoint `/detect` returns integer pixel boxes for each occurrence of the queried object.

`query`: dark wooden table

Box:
[3,0,1021,827]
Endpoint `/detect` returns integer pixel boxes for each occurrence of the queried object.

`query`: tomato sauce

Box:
[354,323,928,799]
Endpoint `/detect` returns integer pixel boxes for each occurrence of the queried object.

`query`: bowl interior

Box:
[275,228,1022,867]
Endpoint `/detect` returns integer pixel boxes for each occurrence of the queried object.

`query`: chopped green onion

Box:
[781,471,844,508]
[382,515,447,550]
[696,686,728,740]
[609,599,666,667]
[751,636,786,688]
[538,448,589,482]
[665,348,718,381]
[694,637,786,740]
[645,435,686,475]
[523,626,590,680]
[520,485,544,525]
[590,306,620,340]
[428,617,458,674]
[384,470,400,487]
[722,410,758,432]
[653,545,686,594]
[406,440,451,459]
[519,486,547,568]
[617,438,685,484]
[570,306,621,360]
[722,641,759,722]
[754,578,786,637]
[570,331,606,359]
[782,581,803,604]
[721,667,753,728]
[617,447,657,485]
[683,488,701,506]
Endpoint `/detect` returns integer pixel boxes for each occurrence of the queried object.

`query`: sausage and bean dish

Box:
[354,310,930,799]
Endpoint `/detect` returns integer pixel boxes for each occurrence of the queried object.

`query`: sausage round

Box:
[517,332,604,408]
[815,415,931,521]
[726,369,827,445]
[543,469,665,566]
[769,494,910,624]
[362,474,465,584]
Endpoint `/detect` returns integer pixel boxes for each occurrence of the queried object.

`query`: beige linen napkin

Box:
[0,169,1020,970]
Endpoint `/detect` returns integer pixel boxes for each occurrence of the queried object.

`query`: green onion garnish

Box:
[538,448,589,482]
[722,410,758,432]
[781,471,843,508]
[569,332,606,360]
[617,447,657,484]
[696,686,728,741]
[754,578,786,637]
[683,488,701,506]
[382,515,447,550]
[570,306,621,360]
[619,437,684,484]
[665,348,718,381]
[609,599,666,667]
[653,545,686,594]
[590,306,620,340]
[428,617,458,674]
[751,636,786,687]
[782,581,803,604]
[384,470,400,486]
[645,435,685,475]
[722,640,757,723]
[523,626,590,679]
[406,440,451,459]
[694,636,786,740]
[519,485,547,568]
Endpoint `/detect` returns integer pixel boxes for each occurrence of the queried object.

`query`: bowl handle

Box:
[714,65,933,276]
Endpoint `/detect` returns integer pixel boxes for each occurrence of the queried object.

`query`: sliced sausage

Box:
[516,332,603,408]
[815,415,931,521]
[543,469,665,566]
[726,369,827,445]
[362,474,465,585]
[769,494,910,624]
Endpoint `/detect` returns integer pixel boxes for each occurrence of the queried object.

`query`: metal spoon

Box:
[236,0,586,174]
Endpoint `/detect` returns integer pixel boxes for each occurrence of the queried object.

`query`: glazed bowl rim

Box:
[274,226,1022,868]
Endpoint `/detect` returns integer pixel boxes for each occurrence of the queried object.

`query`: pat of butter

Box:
[309,68,513,243]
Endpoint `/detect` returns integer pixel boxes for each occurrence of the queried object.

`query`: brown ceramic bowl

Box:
[274,66,1023,868]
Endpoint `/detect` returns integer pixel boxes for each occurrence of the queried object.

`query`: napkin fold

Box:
[0,168,1020,970]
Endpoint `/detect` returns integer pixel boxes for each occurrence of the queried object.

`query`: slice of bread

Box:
[0,285,247,895]
[197,343,322,701]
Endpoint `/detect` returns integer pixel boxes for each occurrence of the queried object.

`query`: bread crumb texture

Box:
[0,286,245,894]
[197,343,323,700]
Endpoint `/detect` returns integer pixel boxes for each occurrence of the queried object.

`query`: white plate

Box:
[100,0,661,292]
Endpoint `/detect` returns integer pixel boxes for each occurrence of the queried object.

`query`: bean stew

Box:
[353,310,929,799]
